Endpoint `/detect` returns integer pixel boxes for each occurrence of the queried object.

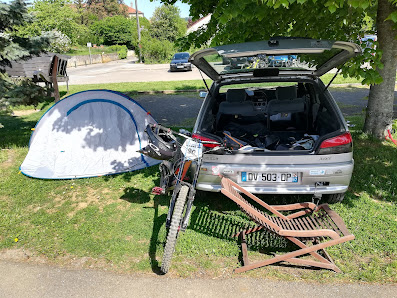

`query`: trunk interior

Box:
[198,81,343,152]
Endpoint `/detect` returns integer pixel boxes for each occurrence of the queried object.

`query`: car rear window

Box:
[203,48,344,76]
[173,53,189,60]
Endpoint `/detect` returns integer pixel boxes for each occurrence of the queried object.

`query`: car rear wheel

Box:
[322,193,345,203]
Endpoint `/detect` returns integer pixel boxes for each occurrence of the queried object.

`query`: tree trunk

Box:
[363,0,397,138]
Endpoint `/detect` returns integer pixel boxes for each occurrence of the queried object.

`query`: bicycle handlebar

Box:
[150,123,221,146]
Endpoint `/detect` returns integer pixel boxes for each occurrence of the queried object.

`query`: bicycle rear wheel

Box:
[160,185,189,274]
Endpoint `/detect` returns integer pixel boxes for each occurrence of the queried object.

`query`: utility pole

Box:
[134,0,142,63]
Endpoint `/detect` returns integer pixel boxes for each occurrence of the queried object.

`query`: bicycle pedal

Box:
[151,187,164,195]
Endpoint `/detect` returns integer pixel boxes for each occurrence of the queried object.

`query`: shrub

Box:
[0,74,51,112]
[140,37,175,64]
[90,16,135,48]
[41,30,72,53]
[108,45,128,59]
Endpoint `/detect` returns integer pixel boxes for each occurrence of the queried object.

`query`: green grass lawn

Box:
[58,73,364,98]
[65,45,120,56]
[1,104,396,281]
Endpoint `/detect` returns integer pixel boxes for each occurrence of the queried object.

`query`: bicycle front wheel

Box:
[160,185,189,274]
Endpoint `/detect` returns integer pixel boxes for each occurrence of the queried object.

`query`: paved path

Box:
[66,59,209,85]
[0,260,396,298]
[134,93,204,126]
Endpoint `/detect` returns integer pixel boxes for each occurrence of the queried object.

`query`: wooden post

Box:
[51,55,60,103]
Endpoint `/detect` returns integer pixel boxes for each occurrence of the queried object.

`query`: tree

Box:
[17,0,86,45]
[168,0,397,139]
[90,15,136,47]
[0,0,50,123]
[0,0,50,71]
[85,0,128,20]
[150,4,186,43]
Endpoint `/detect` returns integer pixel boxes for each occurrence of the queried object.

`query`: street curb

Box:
[134,83,372,95]
[136,89,204,95]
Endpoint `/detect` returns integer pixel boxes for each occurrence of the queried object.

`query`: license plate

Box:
[177,65,184,68]
[241,172,298,183]
[181,139,203,160]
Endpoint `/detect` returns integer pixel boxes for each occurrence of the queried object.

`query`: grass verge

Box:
[57,73,364,98]
[0,108,396,282]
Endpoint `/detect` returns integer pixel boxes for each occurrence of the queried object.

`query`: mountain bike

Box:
[140,124,221,273]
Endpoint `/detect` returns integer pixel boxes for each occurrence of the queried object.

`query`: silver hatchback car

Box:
[189,38,361,203]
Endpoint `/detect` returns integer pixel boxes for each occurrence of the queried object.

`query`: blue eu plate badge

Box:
[241,172,247,182]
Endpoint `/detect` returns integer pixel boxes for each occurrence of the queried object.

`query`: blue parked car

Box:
[170,52,192,72]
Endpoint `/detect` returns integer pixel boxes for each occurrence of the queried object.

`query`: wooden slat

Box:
[283,218,297,230]
[272,202,317,211]
[241,232,249,266]
[313,214,328,229]
[234,235,354,273]
[297,218,311,231]
[279,229,340,240]
[319,204,351,236]
[285,237,330,264]
[302,217,317,230]
[280,257,340,272]
[311,216,323,229]
[323,215,342,236]
[273,216,288,230]
[224,178,290,220]
[293,218,304,231]
[221,188,280,232]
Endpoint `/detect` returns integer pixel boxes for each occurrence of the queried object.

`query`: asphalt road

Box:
[66,58,209,85]
[1,260,396,298]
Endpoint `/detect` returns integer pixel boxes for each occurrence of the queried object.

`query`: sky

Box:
[2,0,191,19]
[131,0,191,19]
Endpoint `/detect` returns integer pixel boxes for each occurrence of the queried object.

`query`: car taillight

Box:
[318,132,353,154]
[192,133,220,148]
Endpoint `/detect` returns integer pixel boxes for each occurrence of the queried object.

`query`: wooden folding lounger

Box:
[220,177,354,273]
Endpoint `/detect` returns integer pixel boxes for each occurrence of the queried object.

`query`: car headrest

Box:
[276,86,297,100]
[266,99,305,115]
[226,89,247,103]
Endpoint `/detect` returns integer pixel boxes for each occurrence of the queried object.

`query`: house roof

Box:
[121,4,143,15]
[187,14,211,34]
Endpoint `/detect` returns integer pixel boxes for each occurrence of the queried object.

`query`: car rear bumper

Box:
[195,159,353,195]
[170,64,191,71]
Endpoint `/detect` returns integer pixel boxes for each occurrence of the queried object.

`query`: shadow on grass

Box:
[343,131,397,206]
[148,195,169,274]
[190,192,303,257]
[102,165,160,183]
[119,173,170,274]
[0,114,38,148]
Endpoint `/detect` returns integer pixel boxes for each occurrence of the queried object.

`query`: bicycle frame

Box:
[142,124,220,232]
[164,138,203,231]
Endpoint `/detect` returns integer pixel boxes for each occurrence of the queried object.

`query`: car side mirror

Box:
[199,91,207,98]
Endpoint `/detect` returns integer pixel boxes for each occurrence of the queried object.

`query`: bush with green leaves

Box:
[0,73,51,112]
[108,45,128,59]
[16,0,84,45]
[140,36,175,64]
[90,16,135,48]
[41,30,72,53]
